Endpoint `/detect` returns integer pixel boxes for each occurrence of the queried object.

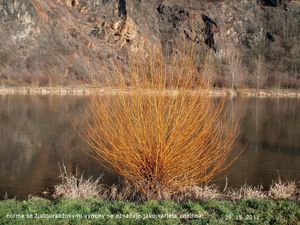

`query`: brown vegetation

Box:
[269,179,297,200]
[81,47,239,200]
[53,169,300,201]
[1,0,300,88]
[54,165,101,200]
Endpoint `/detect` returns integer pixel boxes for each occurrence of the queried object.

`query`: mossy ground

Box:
[0,198,299,224]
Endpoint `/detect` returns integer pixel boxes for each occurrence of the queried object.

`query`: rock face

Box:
[259,0,280,7]
[0,0,299,87]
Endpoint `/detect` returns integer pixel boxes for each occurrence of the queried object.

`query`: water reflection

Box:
[0,95,116,199]
[215,97,300,189]
[0,95,299,198]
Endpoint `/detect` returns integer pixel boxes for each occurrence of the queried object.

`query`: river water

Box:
[0,95,299,198]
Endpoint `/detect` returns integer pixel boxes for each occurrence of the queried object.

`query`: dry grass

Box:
[52,172,299,201]
[53,165,101,200]
[82,47,239,200]
[105,180,139,201]
[173,185,223,201]
[52,165,299,201]
[227,185,267,200]
[269,180,297,200]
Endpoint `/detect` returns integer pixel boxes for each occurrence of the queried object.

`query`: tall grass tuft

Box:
[227,185,267,200]
[269,180,297,200]
[53,165,101,200]
[82,47,239,200]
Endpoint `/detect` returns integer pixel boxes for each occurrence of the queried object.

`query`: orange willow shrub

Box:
[82,48,239,200]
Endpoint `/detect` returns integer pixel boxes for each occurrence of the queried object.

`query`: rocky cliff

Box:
[0,0,299,88]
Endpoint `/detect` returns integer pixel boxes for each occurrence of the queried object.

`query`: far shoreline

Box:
[0,86,299,97]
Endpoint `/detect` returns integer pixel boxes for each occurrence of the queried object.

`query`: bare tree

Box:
[254,54,266,92]
[202,52,217,85]
[226,45,243,89]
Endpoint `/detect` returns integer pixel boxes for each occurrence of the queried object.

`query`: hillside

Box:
[0,0,299,88]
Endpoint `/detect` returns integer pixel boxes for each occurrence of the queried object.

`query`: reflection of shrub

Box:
[83,48,239,200]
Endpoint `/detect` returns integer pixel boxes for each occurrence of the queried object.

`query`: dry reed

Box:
[52,171,299,201]
[227,185,267,200]
[269,180,297,200]
[53,165,101,200]
[174,185,223,201]
[82,47,239,200]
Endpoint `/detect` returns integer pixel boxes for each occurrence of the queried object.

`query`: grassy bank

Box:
[0,86,299,97]
[0,198,299,225]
